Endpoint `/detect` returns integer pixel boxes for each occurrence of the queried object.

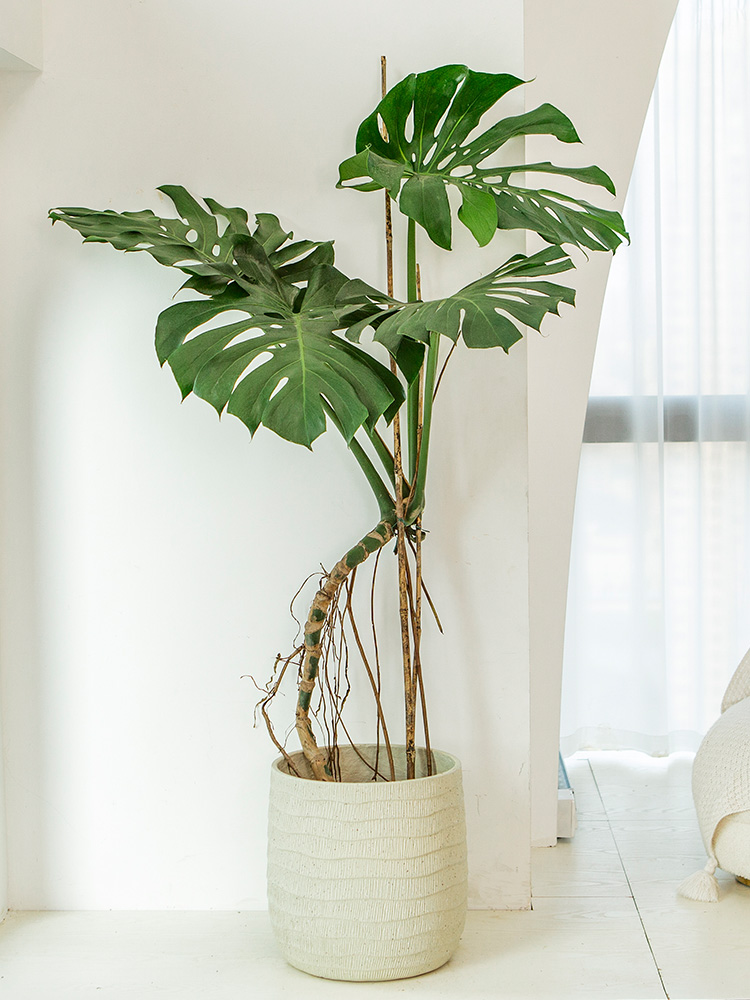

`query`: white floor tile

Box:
[4,750,748,999]
[609,819,705,859]
[451,899,664,1000]
[564,756,608,820]
[632,883,750,1000]
[0,905,667,1000]
[533,821,631,897]
[586,752,750,1000]
[587,752,695,822]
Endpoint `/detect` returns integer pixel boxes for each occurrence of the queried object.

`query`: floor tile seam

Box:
[530,892,636,899]
[588,758,670,1000]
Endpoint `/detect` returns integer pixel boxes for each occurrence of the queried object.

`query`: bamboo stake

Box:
[381,54,416,779]
[410,266,433,774]
[381,56,394,301]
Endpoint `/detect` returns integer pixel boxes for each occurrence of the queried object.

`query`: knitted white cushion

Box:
[713,810,750,880]
[721,646,750,713]
[679,650,750,901]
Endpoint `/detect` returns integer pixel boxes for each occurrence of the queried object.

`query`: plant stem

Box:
[406,218,420,483]
[407,331,439,524]
[296,517,396,780]
[321,400,395,519]
[367,426,397,488]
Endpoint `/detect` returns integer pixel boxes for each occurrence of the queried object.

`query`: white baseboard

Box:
[557,755,577,839]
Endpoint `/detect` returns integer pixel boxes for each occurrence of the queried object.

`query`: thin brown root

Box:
[256,646,304,776]
[326,704,394,782]
[433,338,457,401]
[344,573,396,781]
[288,572,320,641]
[413,517,432,775]
[406,533,444,634]
[370,547,384,776]
[402,540,433,776]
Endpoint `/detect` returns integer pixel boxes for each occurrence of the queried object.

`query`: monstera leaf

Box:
[50,185,335,298]
[50,190,403,449]
[338,64,627,253]
[157,259,403,448]
[338,246,576,357]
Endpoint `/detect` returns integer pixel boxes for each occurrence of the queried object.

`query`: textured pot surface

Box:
[267,746,467,982]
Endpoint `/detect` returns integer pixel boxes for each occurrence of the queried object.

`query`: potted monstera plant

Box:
[50,63,626,982]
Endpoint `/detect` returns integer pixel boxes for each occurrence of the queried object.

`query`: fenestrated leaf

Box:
[337,246,576,358]
[49,188,335,299]
[51,191,406,449]
[250,211,293,253]
[159,259,404,448]
[337,64,627,253]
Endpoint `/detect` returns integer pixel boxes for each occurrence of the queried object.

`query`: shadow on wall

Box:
[0,66,47,911]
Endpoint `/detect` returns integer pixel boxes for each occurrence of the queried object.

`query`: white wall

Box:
[0,0,42,923]
[525,0,680,846]
[0,0,532,911]
[0,0,42,71]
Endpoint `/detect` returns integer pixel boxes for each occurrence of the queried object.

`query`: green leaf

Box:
[350,247,576,356]
[157,184,219,251]
[51,190,406,449]
[400,175,452,250]
[49,189,335,300]
[51,187,246,293]
[337,64,626,254]
[338,149,406,198]
[457,185,497,247]
[156,260,404,447]
[493,161,616,196]
[251,212,293,253]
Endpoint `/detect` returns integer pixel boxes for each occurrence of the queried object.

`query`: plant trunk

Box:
[296,517,395,780]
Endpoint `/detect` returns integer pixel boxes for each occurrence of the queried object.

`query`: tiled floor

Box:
[551,752,750,1000]
[0,752,748,998]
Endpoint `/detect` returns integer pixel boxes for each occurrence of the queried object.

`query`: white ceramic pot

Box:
[267,745,467,982]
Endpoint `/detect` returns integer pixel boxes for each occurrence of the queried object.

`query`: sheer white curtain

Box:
[561,0,750,755]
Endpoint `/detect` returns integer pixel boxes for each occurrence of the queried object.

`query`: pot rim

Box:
[271,744,462,785]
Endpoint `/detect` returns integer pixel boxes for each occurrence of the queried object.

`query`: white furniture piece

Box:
[679,649,750,901]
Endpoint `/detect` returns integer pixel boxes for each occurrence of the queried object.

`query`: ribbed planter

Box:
[267,745,467,982]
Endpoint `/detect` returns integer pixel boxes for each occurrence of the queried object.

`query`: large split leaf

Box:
[50,190,403,449]
[338,246,576,356]
[50,186,334,298]
[338,64,627,253]
[158,260,403,448]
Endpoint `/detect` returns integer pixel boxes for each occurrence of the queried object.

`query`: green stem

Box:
[322,400,395,519]
[406,217,418,301]
[363,424,414,498]
[367,427,397,487]
[406,218,419,482]
[406,331,440,524]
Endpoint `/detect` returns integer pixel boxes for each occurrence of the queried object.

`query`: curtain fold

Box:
[561,0,750,756]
